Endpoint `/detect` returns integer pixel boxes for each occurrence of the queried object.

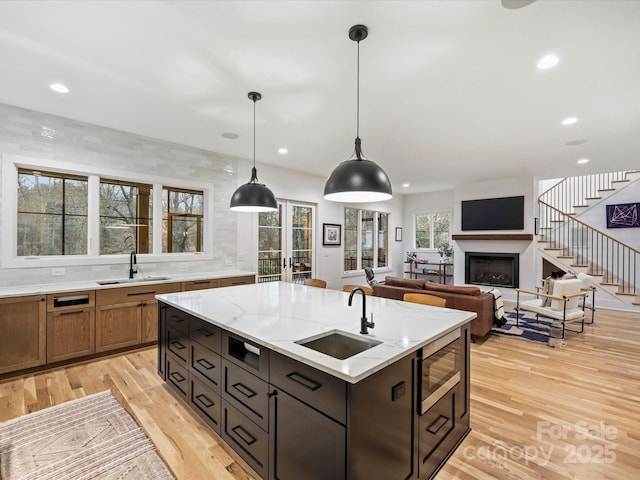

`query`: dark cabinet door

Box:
[269,388,345,480]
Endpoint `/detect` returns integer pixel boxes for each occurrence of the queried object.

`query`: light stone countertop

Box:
[157,281,475,384]
[0,270,256,299]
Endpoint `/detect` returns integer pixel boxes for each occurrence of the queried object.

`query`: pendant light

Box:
[230,91,278,212]
[324,24,392,203]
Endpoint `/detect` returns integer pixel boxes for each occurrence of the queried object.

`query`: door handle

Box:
[282,257,286,269]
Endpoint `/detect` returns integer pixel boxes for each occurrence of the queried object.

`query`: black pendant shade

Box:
[230,92,278,212]
[323,24,392,203]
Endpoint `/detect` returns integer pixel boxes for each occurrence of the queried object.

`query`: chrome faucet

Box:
[348,287,375,335]
[129,250,138,279]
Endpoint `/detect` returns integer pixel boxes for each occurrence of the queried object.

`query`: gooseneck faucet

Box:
[348,287,375,334]
[129,250,138,279]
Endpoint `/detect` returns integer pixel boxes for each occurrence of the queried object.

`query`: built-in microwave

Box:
[419,329,462,415]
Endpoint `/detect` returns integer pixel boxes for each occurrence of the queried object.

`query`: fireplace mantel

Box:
[452,234,533,241]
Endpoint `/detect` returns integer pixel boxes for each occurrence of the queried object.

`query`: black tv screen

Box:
[461,195,524,231]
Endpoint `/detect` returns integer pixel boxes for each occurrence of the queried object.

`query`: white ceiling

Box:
[1,0,639,194]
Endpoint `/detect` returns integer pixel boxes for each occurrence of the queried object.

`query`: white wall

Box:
[235,158,405,290]
[403,177,537,301]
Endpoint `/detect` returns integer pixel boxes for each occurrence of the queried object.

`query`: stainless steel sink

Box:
[96,276,171,285]
[295,330,382,360]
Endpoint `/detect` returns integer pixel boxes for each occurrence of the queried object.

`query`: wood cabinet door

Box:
[96,302,141,352]
[269,388,346,480]
[0,295,46,374]
[47,307,95,363]
[141,300,159,343]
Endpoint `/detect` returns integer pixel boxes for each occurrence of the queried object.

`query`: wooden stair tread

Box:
[570,264,589,267]
[585,196,603,200]
[573,205,588,208]
[611,179,630,183]
[558,256,575,259]
[601,282,620,286]
[544,248,562,251]
[551,220,564,222]
[617,292,637,297]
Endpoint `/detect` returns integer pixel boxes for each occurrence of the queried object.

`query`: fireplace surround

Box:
[465,252,519,288]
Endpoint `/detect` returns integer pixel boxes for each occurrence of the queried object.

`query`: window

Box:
[99,180,152,254]
[344,208,389,272]
[162,187,204,253]
[17,169,88,256]
[415,211,451,249]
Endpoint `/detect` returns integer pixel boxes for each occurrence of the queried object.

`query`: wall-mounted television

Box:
[461,195,524,231]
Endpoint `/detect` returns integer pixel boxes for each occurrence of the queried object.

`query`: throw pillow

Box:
[543,277,556,307]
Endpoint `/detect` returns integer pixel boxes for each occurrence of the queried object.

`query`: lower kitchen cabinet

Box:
[96,283,178,352]
[0,295,46,375]
[46,291,95,363]
[269,388,346,480]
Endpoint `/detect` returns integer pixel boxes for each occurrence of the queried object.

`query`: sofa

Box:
[372,276,495,337]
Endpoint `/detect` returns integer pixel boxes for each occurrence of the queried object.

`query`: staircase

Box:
[538,170,640,310]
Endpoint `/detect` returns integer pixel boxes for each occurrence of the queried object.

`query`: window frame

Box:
[342,207,391,275]
[414,210,452,251]
[2,154,214,268]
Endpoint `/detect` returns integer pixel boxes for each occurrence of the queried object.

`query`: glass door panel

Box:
[258,205,283,283]
[291,205,313,284]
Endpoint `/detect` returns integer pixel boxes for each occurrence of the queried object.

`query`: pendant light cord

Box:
[253,97,256,169]
[355,36,363,160]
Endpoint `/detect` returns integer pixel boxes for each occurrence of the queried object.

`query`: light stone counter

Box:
[157,281,475,383]
[0,270,256,299]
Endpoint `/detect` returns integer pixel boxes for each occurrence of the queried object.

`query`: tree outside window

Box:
[415,211,451,249]
[162,188,204,253]
[17,169,88,256]
[99,180,152,254]
[344,208,389,272]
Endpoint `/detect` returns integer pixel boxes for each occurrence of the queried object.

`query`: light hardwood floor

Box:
[1,309,639,479]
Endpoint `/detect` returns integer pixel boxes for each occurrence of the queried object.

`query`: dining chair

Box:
[342,285,373,296]
[304,278,327,288]
[403,293,447,307]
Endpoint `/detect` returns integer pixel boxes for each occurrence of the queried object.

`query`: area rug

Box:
[491,311,562,345]
[0,390,175,480]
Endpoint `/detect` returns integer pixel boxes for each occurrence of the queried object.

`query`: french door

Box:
[258,201,315,284]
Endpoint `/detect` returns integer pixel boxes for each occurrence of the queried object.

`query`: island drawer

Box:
[167,326,188,366]
[166,353,189,400]
[221,359,269,431]
[219,275,255,287]
[270,351,347,424]
[221,400,268,479]
[190,375,221,434]
[190,317,221,353]
[182,279,220,291]
[166,306,190,335]
[190,342,221,391]
[419,386,455,464]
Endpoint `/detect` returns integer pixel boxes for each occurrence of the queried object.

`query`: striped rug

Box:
[491,310,563,346]
[0,390,175,480]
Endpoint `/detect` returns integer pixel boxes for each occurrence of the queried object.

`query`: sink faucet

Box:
[348,287,375,335]
[129,250,138,279]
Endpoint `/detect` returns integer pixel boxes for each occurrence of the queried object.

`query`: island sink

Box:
[295,330,382,360]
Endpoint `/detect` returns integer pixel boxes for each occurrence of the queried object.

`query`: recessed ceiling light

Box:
[222,132,239,140]
[537,54,559,70]
[402,183,410,188]
[577,158,589,165]
[562,117,578,126]
[278,148,288,154]
[50,83,69,94]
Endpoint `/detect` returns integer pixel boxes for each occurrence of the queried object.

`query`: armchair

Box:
[515,278,587,339]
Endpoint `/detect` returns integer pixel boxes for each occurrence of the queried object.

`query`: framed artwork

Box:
[395,227,403,242]
[323,223,341,246]
[606,202,639,228]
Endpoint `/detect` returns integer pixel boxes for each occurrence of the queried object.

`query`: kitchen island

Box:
[157,281,473,479]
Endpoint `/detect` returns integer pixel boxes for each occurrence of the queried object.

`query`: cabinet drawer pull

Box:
[170,341,186,351]
[193,280,211,285]
[231,425,257,446]
[195,393,214,408]
[170,315,186,323]
[59,310,84,316]
[231,382,257,399]
[195,328,214,338]
[286,371,321,391]
[170,371,185,383]
[196,358,215,370]
[127,291,155,296]
[231,281,244,285]
[427,415,450,435]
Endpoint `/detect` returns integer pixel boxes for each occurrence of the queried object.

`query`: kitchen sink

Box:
[295,330,382,360]
[96,276,171,285]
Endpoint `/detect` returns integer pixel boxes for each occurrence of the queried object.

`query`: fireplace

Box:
[465,252,519,288]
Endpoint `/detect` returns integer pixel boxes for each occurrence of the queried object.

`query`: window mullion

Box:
[87,175,100,256]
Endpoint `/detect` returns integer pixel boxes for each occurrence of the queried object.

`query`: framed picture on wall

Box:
[395,227,403,242]
[606,202,640,228]
[323,223,341,246]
